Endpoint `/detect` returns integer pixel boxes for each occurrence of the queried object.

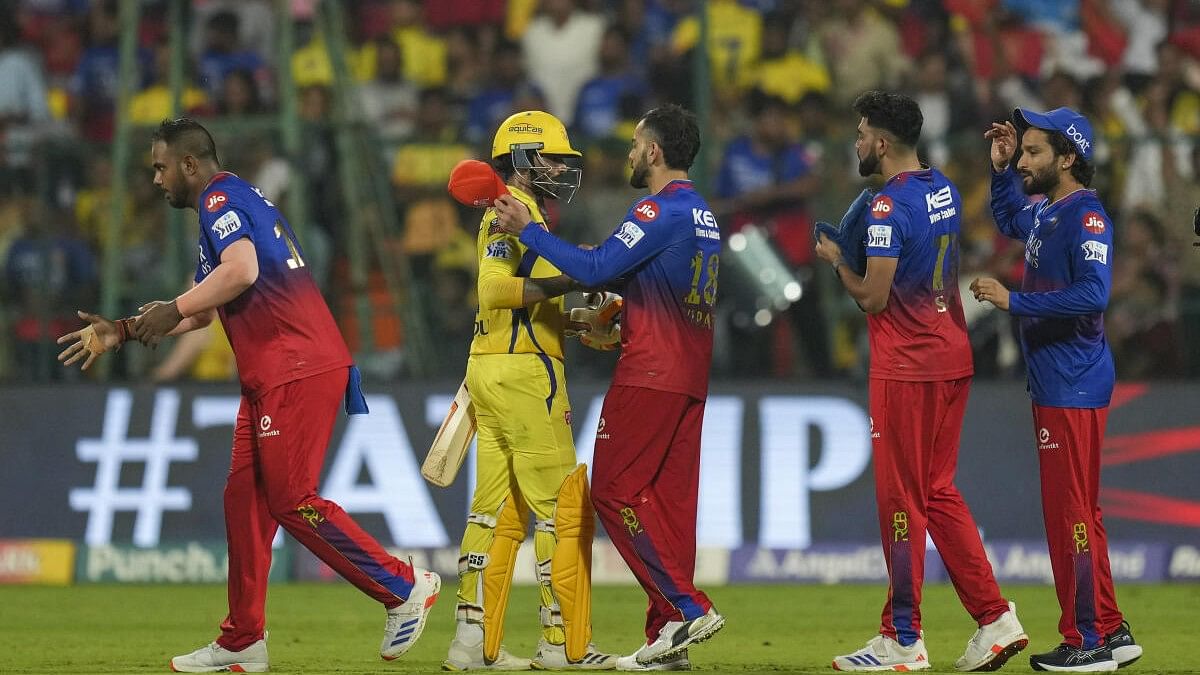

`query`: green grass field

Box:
[2,583,1195,674]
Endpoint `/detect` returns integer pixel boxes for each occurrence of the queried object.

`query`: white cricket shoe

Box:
[956,601,1029,671]
[381,567,441,660]
[442,632,531,671]
[615,648,689,671]
[635,608,724,665]
[832,634,931,671]
[170,638,268,673]
[531,638,617,670]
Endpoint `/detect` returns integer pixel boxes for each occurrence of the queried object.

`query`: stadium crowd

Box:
[1,0,1198,382]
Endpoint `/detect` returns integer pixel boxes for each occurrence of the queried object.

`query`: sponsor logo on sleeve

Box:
[211,210,242,240]
[487,217,502,235]
[633,199,660,222]
[870,195,893,219]
[1083,211,1106,234]
[867,224,893,248]
[925,186,953,211]
[615,221,645,249]
[1081,240,1109,264]
[204,191,228,213]
[485,241,513,259]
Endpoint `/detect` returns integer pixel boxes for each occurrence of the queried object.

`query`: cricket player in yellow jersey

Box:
[444,111,617,671]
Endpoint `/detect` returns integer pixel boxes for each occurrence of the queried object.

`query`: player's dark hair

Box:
[491,154,517,182]
[852,90,923,148]
[639,104,701,171]
[152,117,220,165]
[1046,129,1096,187]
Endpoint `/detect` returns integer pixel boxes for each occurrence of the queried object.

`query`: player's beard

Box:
[1020,163,1059,196]
[857,146,881,177]
[164,185,190,209]
[629,150,650,189]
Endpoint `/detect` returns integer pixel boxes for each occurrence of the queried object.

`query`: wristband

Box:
[116,317,135,344]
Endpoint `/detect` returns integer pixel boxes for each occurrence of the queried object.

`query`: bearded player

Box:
[494,104,725,671]
[815,91,1027,672]
[975,108,1141,673]
[56,118,439,672]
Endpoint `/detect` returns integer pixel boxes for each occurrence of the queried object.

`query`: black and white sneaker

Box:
[1105,622,1142,669]
[1029,644,1117,672]
[636,608,724,665]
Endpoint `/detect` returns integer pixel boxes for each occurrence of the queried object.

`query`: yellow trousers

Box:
[459,353,577,644]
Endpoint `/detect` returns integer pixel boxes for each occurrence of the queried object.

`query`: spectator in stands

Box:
[5,199,96,381]
[128,42,210,125]
[72,0,146,142]
[198,11,266,102]
[359,37,419,145]
[218,68,263,116]
[465,39,544,143]
[819,0,910,105]
[572,27,647,141]
[0,5,51,191]
[670,0,762,99]
[190,0,275,68]
[744,13,829,106]
[520,0,604,125]
[390,0,447,87]
[714,90,830,377]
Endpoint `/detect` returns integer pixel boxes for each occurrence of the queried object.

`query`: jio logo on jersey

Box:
[871,195,893,219]
[205,191,228,213]
[1083,212,1105,234]
[634,200,660,222]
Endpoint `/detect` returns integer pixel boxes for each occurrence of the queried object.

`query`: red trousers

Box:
[590,386,714,641]
[1032,404,1123,649]
[219,368,414,651]
[870,378,1008,646]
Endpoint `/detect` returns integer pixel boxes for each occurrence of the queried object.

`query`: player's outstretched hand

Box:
[970,277,1010,311]
[493,194,535,236]
[134,299,183,345]
[56,310,120,371]
[985,121,1018,172]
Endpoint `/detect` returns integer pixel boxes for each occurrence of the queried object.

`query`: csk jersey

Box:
[991,167,1115,408]
[195,172,351,397]
[470,185,566,360]
[520,179,719,400]
[864,168,973,382]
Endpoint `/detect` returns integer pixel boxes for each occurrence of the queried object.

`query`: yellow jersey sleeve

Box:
[469,187,566,359]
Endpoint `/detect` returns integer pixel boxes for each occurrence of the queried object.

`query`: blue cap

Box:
[1013,107,1094,161]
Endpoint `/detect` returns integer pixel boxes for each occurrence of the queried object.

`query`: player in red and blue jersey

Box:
[56,119,439,673]
[975,108,1142,673]
[816,92,1027,673]
[493,104,725,670]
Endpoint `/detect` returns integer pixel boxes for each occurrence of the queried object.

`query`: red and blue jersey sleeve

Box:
[863,192,910,259]
[519,197,680,287]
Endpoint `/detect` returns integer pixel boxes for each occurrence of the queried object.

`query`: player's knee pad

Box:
[483,492,528,662]
[551,464,595,662]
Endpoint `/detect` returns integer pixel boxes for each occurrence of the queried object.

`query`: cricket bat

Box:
[422,379,476,487]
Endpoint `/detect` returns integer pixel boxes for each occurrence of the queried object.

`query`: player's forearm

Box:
[833,264,888,314]
[990,167,1033,240]
[1010,278,1108,317]
[523,275,580,304]
[520,223,630,287]
[166,309,216,336]
[176,262,256,317]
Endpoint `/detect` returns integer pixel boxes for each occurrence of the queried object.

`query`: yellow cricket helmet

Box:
[491,110,581,159]
[491,110,583,202]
